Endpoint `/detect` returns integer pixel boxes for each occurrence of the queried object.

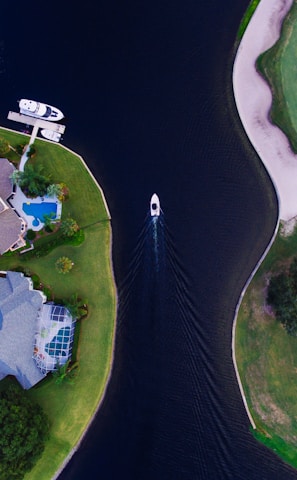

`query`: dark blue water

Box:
[1,0,297,478]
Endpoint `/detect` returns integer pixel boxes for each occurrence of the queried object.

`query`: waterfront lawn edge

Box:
[235,226,297,469]
[0,128,117,480]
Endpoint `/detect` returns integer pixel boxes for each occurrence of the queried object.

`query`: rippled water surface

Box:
[1,0,297,478]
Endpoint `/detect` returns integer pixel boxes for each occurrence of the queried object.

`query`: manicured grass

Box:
[236,224,297,468]
[237,0,262,40]
[0,128,116,480]
[256,2,297,152]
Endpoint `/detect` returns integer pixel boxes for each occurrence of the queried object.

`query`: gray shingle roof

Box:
[0,272,46,389]
[0,158,24,255]
[0,158,14,199]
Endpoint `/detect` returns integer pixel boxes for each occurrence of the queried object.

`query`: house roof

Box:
[0,158,24,255]
[0,158,14,199]
[0,272,76,389]
[0,271,46,389]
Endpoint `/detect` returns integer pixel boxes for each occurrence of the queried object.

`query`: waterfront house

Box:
[0,158,26,254]
[0,271,75,389]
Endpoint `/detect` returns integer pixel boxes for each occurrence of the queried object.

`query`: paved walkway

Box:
[19,147,30,172]
[7,111,66,147]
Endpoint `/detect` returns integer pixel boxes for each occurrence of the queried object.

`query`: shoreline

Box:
[43,138,118,479]
[232,0,294,429]
[49,143,117,480]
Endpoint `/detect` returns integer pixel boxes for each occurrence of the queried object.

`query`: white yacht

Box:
[19,99,64,121]
[40,129,61,143]
[150,193,160,217]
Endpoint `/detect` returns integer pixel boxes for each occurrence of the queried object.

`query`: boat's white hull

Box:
[19,99,64,122]
[150,193,160,216]
[40,129,61,143]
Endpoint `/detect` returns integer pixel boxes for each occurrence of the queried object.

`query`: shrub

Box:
[31,273,40,289]
[0,136,10,156]
[42,286,52,300]
[21,230,84,260]
[27,144,36,157]
[267,257,297,336]
[15,143,27,155]
[26,229,36,241]
[45,224,55,233]
[69,229,85,245]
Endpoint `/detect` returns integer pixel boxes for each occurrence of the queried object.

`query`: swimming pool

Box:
[45,327,72,357]
[22,201,57,226]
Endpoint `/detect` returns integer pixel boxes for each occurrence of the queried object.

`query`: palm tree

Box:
[10,169,21,186]
[65,293,88,319]
[43,212,56,232]
[60,218,79,237]
[47,183,62,198]
[19,164,51,197]
[55,256,74,274]
[52,360,79,385]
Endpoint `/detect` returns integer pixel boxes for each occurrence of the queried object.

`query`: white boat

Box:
[40,129,61,143]
[19,99,64,121]
[150,193,160,217]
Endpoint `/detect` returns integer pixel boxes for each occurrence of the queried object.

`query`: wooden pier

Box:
[7,111,66,144]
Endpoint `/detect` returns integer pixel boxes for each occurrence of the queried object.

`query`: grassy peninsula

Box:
[0,128,116,479]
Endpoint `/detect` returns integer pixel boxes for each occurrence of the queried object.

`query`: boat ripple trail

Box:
[162,221,235,478]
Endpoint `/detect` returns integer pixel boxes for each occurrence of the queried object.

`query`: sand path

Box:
[233,0,295,221]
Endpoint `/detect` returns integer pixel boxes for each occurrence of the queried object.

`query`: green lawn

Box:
[236,225,297,468]
[0,128,116,479]
[256,2,297,152]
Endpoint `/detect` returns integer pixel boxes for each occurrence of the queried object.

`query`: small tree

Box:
[60,217,79,237]
[55,256,74,274]
[52,360,79,385]
[65,292,88,319]
[16,142,27,155]
[47,183,62,198]
[43,212,56,232]
[0,136,10,156]
[26,229,36,241]
[267,267,297,336]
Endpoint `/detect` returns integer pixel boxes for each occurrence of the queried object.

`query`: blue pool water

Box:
[45,327,71,357]
[22,201,57,226]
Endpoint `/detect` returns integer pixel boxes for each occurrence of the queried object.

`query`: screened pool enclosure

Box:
[33,304,76,374]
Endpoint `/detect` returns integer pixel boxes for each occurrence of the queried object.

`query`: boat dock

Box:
[7,111,66,145]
